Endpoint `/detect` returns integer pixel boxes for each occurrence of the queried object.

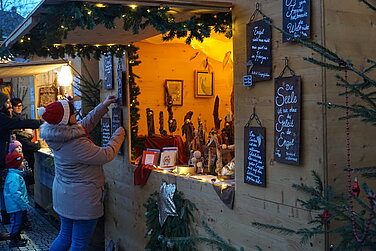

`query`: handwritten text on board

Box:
[282,0,311,42]
[274,76,301,165]
[244,126,266,187]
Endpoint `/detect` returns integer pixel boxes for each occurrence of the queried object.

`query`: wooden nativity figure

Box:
[146,108,156,137]
[207,129,222,175]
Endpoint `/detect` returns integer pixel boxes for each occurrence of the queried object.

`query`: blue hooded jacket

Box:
[4,168,29,213]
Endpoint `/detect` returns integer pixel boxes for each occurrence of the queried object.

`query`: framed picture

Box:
[160,151,177,167]
[142,150,159,165]
[165,80,183,106]
[195,71,214,97]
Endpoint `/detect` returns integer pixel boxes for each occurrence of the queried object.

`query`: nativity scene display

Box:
[131,33,234,180]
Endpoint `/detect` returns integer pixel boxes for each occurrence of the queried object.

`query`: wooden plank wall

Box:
[323,0,376,247]
[103,1,375,251]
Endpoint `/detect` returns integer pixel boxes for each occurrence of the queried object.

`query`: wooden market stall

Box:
[1,0,375,250]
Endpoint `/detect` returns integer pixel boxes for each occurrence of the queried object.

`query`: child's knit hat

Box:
[5,153,24,169]
[8,140,22,153]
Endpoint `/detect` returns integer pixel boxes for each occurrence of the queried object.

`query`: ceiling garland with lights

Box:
[7,1,232,59]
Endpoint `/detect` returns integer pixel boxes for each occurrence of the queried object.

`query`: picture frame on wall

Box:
[165,80,183,106]
[195,71,214,97]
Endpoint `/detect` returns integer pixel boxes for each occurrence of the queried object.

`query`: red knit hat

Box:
[5,153,24,170]
[37,100,71,125]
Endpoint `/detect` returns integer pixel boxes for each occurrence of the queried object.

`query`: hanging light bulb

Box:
[58,65,73,87]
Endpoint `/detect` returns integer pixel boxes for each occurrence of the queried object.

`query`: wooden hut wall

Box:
[101,0,376,250]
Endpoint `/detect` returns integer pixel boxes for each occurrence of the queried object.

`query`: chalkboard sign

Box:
[104,54,113,90]
[274,76,301,165]
[117,57,127,106]
[246,19,272,82]
[112,107,123,154]
[282,0,311,42]
[244,126,266,187]
[102,117,111,147]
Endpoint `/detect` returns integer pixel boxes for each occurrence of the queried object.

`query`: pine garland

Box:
[6,2,231,59]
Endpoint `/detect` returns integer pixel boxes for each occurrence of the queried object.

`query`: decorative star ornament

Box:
[158,182,178,226]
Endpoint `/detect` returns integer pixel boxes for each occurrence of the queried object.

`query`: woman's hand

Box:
[103,95,118,107]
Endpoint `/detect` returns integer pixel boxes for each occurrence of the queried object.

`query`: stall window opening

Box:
[130,33,235,181]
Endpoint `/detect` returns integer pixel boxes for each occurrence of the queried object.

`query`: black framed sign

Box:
[244,126,266,187]
[102,117,111,147]
[117,56,127,106]
[246,19,272,82]
[112,107,123,154]
[282,0,311,42]
[104,53,113,90]
[274,76,301,165]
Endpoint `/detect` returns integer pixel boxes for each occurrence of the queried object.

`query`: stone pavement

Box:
[0,200,59,251]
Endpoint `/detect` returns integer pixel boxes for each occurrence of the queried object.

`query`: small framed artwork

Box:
[195,71,214,97]
[142,150,159,165]
[165,80,183,106]
[160,151,177,167]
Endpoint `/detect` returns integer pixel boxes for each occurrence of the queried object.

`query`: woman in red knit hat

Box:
[38,95,125,251]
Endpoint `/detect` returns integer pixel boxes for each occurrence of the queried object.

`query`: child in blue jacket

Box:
[4,153,28,248]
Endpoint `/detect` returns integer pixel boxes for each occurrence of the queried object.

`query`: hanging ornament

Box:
[157,234,164,241]
[147,229,153,236]
[158,182,178,226]
[352,177,360,197]
[329,244,334,251]
[318,209,331,223]
[166,241,174,248]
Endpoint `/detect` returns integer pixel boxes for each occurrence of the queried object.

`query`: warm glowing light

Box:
[122,14,126,17]
[87,10,92,15]
[58,65,73,87]
[163,170,168,174]
[94,3,107,8]
[61,25,65,29]
[20,39,24,43]
[129,5,137,9]
[221,184,228,190]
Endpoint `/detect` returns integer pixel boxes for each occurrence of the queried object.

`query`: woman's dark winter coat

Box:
[0,112,42,170]
[40,103,124,220]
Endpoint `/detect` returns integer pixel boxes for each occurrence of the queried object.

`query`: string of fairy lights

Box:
[4,1,232,60]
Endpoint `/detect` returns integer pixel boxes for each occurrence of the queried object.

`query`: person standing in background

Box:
[10,97,41,191]
[0,93,42,239]
[4,153,29,248]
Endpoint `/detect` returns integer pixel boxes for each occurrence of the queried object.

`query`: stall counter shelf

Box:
[34,148,54,212]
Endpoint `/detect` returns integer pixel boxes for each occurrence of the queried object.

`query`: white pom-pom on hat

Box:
[37,107,46,117]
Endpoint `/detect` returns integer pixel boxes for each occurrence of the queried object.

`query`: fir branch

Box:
[169,236,240,251]
[251,222,296,235]
[364,59,376,73]
[303,57,346,71]
[344,166,376,173]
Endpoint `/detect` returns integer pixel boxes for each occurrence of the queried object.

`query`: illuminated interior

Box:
[132,32,234,177]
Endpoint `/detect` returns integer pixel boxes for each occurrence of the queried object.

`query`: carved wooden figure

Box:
[146,108,155,137]
[159,111,167,136]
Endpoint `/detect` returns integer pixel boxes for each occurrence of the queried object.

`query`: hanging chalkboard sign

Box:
[282,0,311,42]
[244,126,266,187]
[117,56,127,106]
[102,117,111,147]
[104,54,113,90]
[112,106,123,154]
[246,19,272,82]
[274,76,301,165]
